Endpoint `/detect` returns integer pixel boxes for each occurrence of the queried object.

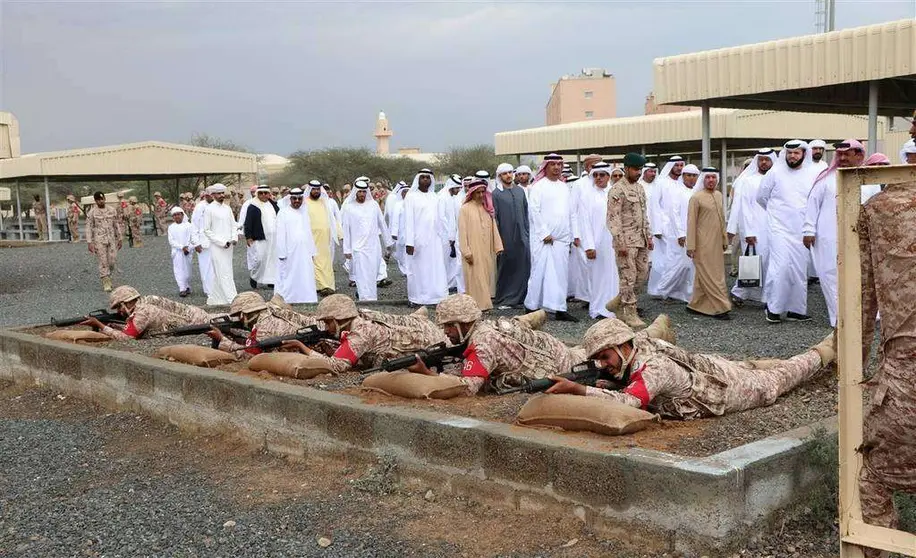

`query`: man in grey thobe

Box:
[492,180,530,309]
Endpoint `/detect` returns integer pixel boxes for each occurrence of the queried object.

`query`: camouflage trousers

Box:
[154,213,167,235]
[706,350,822,414]
[129,221,143,247]
[68,218,80,241]
[859,359,916,555]
[35,216,47,241]
[615,247,649,306]
[93,241,117,278]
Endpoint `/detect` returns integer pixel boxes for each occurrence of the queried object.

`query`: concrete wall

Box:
[0,329,835,556]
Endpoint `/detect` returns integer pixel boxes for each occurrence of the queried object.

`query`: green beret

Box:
[623,153,647,168]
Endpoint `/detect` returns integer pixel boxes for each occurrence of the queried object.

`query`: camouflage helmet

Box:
[128,196,138,203]
[582,318,636,358]
[109,285,141,309]
[316,294,358,321]
[435,294,482,325]
[229,291,268,315]
[66,194,76,201]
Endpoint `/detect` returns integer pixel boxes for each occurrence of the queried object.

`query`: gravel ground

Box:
[0,381,840,558]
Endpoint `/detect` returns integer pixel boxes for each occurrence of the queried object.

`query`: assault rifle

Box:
[246,324,335,352]
[360,341,467,376]
[50,309,124,330]
[150,315,249,349]
[495,360,624,396]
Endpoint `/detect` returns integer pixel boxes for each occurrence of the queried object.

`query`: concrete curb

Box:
[0,328,835,555]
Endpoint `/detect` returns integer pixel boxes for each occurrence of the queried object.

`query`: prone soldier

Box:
[82,285,214,340]
[85,191,122,292]
[208,291,318,357]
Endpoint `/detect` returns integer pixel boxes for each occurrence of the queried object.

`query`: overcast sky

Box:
[1,1,913,155]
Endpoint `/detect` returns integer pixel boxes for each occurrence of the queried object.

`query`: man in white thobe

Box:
[757,140,819,323]
[236,185,259,282]
[274,187,318,304]
[386,182,409,276]
[524,153,578,322]
[167,206,193,297]
[514,165,533,198]
[656,164,698,303]
[342,181,392,302]
[569,154,602,304]
[243,185,279,289]
[190,189,213,296]
[803,139,865,328]
[438,174,464,293]
[726,148,776,305]
[579,162,619,319]
[647,155,685,298]
[403,169,448,305]
[203,184,238,306]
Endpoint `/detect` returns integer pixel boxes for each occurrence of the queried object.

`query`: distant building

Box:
[370,112,441,168]
[546,68,616,125]
[644,92,698,116]
[374,111,393,155]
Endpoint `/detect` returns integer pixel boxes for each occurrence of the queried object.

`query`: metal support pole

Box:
[175,177,180,202]
[827,0,835,32]
[719,138,728,208]
[43,177,52,242]
[15,181,23,241]
[868,81,879,155]
[575,152,582,175]
[701,103,711,167]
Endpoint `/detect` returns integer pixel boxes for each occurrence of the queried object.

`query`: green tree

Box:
[277,147,419,192]
[433,145,514,178]
[185,133,259,196]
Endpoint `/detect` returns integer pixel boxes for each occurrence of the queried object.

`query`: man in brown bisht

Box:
[458,178,503,311]
[857,168,916,556]
[685,167,732,320]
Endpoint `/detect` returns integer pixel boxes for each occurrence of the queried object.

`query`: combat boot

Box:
[621,305,646,329]
[644,314,676,344]
[515,309,547,330]
[605,295,621,313]
[101,276,113,292]
[812,332,836,367]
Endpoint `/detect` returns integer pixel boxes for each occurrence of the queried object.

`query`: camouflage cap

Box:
[316,294,358,321]
[153,191,162,196]
[229,291,268,315]
[435,294,482,325]
[128,196,138,203]
[66,195,76,201]
[109,285,141,309]
[582,318,635,358]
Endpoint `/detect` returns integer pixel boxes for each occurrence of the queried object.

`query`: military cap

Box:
[582,317,636,359]
[316,294,358,321]
[435,294,482,325]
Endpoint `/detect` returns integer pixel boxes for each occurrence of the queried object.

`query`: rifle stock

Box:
[246,324,334,352]
[360,341,467,376]
[495,361,612,396]
[49,309,123,330]
[151,315,248,349]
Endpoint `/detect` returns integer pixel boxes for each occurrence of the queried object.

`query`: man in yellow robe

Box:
[305,180,341,296]
[458,178,503,311]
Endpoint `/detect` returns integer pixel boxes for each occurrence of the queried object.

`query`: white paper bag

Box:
[737,245,761,288]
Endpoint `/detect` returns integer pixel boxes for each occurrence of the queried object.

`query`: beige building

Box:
[546,69,616,125]
[644,92,698,116]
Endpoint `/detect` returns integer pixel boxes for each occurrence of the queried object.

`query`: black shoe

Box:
[765,307,782,323]
[785,312,812,322]
[713,312,732,321]
[555,311,579,323]
[378,279,392,288]
[179,290,188,298]
[808,277,820,286]
[349,280,356,288]
[730,294,745,307]
[448,287,458,294]
[249,278,258,289]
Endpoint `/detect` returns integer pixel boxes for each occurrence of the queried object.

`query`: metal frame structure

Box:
[837,164,916,558]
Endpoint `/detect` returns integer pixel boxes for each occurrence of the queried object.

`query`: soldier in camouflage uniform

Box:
[606,153,654,329]
[81,285,213,339]
[284,294,449,374]
[547,317,835,419]
[85,191,122,292]
[32,195,48,241]
[153,191,168,235]
[115,192,128,237]
[66,195,81,242]
[208,291,318,357]
[128,196,144,247]
[856,179,916,548]
[404,294,584,395]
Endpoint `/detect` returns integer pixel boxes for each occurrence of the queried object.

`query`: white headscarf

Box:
[734,148,777,184]
[658,155,685,184]
[776,139,815,168]
[346,180,379,209]
[409,169,435,193]
[696,167,720,192]
[639,163,658,183]
[681,164,701,191]
[809,139,826,150]
[900,139,916,164]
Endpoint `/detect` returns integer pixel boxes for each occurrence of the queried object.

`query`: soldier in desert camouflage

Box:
[82,285,213,339]
[85,191,122,292]
[66,195,81,241]
[208,291,318,356]
[856,172,916,552]
[128,196,144,247]
[152,191,168,235]
[547,317,834,420]
[31,195,48,241]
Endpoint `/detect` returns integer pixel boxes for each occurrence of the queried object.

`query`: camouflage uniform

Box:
[128,200,144,247]
[86,204,121,280]
[607,177,651,321]
[219,302,318,355]
[67,200,81,241]
[153,195,168,235]
[857,184,916,541]
[101,295,213,340]
[32,199,47,241]
[312,309,448,374]
[115,197,128,237]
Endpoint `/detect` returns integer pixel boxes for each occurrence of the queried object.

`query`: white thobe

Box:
[274,205,318,304]
[191,200,213,295]
[343,200,391,302]
[568,178,591,302]
[647,177,676,297]
[403,189,448,305]
[168,221,193,291]
[326,198,342,263]
[803,172,839,326]
[247,200,279,285]
[203,201,238,306]
[437,189,463,291]
[726,173,769,303]
[756,165,818,315]
[656,185,695,303]
[524,178,572,313]
[580,184,619,318]
[237,198,259,274]
[388,198,408,275]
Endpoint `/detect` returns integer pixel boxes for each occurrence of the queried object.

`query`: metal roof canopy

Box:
[0,140,258,183]
[652,18,916,163]
[494,109,882,156]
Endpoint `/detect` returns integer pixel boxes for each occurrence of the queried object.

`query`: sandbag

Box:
[247,352,332,379]
[154,344,238,368]
[516,393,660,436]
[43,330,112,344]
[362,371,467,399]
